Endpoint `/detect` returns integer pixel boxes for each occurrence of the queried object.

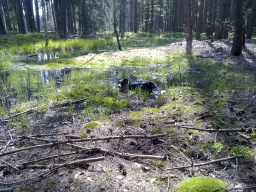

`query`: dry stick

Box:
[178,126,256,133]
[167,156,237,170]
[0,134,167,157]
[21,152,77,167]
[18,132,70,138]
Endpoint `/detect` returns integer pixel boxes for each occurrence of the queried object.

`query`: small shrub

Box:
[175,176,226,192]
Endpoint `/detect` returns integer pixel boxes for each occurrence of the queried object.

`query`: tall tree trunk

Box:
[185,0,192,53]
[134,0,138,33]
[59,0,67,38]
[0,12,6,34]
[215,0,230,39]
[246,0,256,39]
[113,0,122,51]
[196,0,204,39]
[34,0,40,32]
[157,0,163,33]
[24,0,36,32]
[42,2,48,47]
[150,0,154,33]
[16,0,26,34]
[145,0,150,32]
[231,0,244,56]
[120,0,126,38]
[206,0,214,37]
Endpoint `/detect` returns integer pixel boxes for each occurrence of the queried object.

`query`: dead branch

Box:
[167,156,237,170]
[178,126,256,133]
[64,144,166,160]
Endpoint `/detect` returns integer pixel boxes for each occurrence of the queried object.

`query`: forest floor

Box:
[1,39,256,192]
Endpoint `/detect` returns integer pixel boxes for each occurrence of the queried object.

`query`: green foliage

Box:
[152,161,166,168]
[230,146,255,160]
[175,177,227,192]
[212,142,224,154]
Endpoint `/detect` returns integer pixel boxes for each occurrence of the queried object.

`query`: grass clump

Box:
[175,176,226,192]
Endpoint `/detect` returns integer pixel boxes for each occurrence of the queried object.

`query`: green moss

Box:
[130,111,142,120]
[83,121,101,129]
[166,129,175,134]
[175,176,226,192]
[152,160,166,168]
[80,133,88,138]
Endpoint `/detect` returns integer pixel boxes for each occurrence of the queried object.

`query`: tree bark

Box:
[24,0,36,32]
[16,0,26,34]
[231,0,244,56]
[186,0,192,53]
[0,11,6,34]
[196,0,204,40]
[34,0,40,32]
[246,0,256,39]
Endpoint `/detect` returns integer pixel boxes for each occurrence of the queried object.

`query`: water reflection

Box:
[37,52,59,62]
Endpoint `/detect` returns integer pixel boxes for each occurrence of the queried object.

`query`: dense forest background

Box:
[0,0,255,41]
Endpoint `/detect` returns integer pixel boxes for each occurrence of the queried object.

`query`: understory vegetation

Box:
[0,33,256,191]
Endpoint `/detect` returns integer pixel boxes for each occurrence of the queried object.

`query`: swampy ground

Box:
[0,33,256,191]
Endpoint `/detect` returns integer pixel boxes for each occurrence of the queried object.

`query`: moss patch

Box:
[175,176,226,192]
[83,121,102,129]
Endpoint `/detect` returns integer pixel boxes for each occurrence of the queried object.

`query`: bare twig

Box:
[167,156,237,170]
[178,126,256,133]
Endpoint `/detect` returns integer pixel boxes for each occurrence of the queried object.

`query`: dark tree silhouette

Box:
[231,0,244,56]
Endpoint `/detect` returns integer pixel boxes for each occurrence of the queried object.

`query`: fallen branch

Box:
[5,107,38,120]
[0,134,167,157]
[178,126,256,133]
[167,156,237,170]
[25,157,105,169]
[36,134,167,143]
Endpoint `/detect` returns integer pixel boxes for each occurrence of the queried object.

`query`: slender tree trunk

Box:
[246,0,256,39]
[59,0,67,38]
[0,12,6,34]
[196,0,204,39]
[150,0,154,33]
[120,0,126,38]
[34,0,40,32]
[231,0,244,56]
[16,0,26,33]
[42,2,48,47]
[145,0,150,32]
[113,0,122,51]
[134,0,138,33]
[186,0,192,53]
